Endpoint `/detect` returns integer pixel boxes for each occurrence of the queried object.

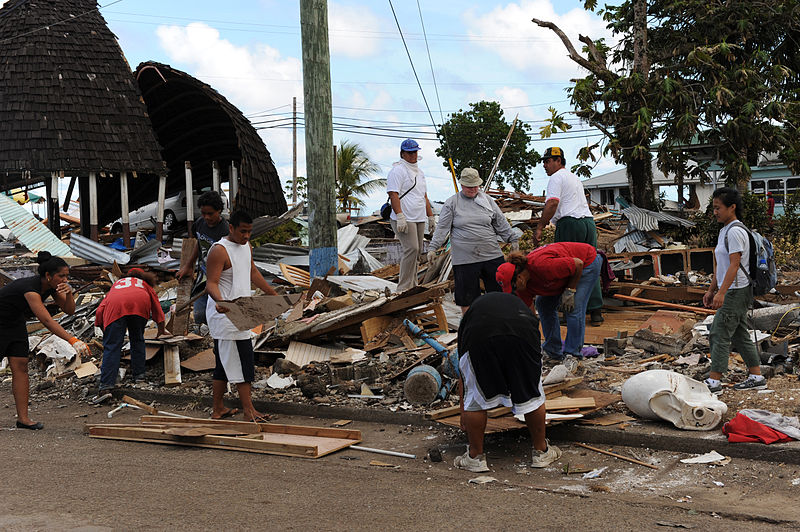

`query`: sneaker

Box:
[453,449,490,473]
[590,309,604,326]
[562,355,579,373]
[133,374,147,384]
[733,375,767,391]
[531,439,562,468]
[704,379,722,393]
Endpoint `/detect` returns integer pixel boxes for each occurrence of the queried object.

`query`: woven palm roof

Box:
[135,61,287,217]
[0,0,165,185]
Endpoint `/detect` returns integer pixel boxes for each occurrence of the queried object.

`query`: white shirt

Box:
[715,221,750,289]
[206,238,253,340]
[386,159,427,222]
[545,167,592,223]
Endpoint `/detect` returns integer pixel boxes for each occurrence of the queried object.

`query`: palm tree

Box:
[335,140,383,213]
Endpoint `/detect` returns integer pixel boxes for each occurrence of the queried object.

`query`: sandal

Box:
[16,420,44,430]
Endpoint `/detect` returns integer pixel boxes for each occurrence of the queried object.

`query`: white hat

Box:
[459,168,482,187]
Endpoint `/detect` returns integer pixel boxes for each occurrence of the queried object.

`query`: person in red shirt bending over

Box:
[496,242,601,362]
[96,268,166,392]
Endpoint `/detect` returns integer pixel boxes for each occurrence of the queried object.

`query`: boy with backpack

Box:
[703,188,769,392]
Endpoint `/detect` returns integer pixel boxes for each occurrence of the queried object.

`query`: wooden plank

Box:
[165,427,248,437]
[574,442,659,470]
[545,397,596,411]
[542,377,583,395]
[171,237,197,336]
[360,315,395,345]
[427,405,460,420]
[88,426,318,457]
[248,432,357,458]
[613,294,715,315]
[121,395,157,415]
[279,263,311,288]
[579,413,634,426]
[139,416,362,440]
[487,406,511,418]
[163,345,182,386]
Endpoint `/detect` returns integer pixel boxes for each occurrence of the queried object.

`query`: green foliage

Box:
[435,101,540,191]
[534,0,800,208]
[740,192,769,235]
[284,176,307,203]
[774,192,800,245]
[250,220,301,247]
[335,140,383,212]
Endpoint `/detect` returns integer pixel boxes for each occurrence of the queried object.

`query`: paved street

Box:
[1,394,799,530]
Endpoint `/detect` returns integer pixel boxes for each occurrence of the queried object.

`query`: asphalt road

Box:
[1,393,798,531]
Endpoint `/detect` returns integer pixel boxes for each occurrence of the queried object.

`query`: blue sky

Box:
[8,0,626,215]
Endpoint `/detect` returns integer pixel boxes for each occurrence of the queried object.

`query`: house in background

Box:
[581,160,714,211]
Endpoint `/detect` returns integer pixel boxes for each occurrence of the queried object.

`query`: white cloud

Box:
[494,86,530,109]
[463,1,611,80]
[156,22,302,113]
[328,2,383,58]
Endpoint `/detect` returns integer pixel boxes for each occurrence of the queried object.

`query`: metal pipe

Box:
[350,445,416,459]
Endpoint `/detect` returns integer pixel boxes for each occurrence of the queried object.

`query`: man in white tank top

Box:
[205,210,278,421]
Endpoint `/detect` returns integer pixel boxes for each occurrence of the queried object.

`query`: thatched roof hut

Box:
[0,0,165,186]
[135,61,287,217]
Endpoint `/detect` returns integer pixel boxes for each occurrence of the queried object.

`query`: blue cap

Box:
[400,138,421,152]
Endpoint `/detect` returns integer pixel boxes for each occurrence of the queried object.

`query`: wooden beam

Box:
[185,161,194,234]
[120,171,131,247]
[163,345,182,386]
[574,442,659,470]
[89,172,99,241]
[230,162,239,209]
[156,174,166,241]
[613,294,715,315]
[212,160,221,194]
[545,397,596,410]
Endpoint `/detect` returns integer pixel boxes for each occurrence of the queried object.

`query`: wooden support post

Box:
[47,172,61,237]
[89,172,98,240]
[229,162,238,210]
[156,174,167,241]
[62,175,77,212]
[163,345,182,386]
[120,171,131,248]
[185,161,194,234]
[171,237,197,336]
[300,0,337,278]
[212,161,221,194]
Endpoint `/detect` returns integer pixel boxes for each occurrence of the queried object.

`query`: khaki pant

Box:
[390,220,426,292]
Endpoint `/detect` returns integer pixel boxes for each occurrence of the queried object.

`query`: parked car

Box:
[110,188,230,234]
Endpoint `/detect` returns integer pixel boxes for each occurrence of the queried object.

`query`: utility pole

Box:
[292,96,298,205]
[300,0,337,278]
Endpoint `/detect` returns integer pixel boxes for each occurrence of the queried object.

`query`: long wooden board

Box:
[88,419,362,458]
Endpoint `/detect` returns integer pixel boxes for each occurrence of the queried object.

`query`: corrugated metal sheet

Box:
[69,233,130,265]
[252,243,308,264]
[338,224,370,255]
[622,205,695,232]
[0,193,74,257]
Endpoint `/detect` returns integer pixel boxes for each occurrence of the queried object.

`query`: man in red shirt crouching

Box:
[496,242,601,362]
[95,268,166,392]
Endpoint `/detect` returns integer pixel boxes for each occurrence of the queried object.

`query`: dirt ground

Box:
[2,392,800,531]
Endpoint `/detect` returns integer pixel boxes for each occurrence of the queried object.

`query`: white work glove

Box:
[559,288,576,314]
[511,240,520,252]
[395,212,408,234]
[70,339,91,359]
[427,250,437,263]
[428,215,436,234]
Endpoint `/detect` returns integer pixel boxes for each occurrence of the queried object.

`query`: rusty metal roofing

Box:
[0,193,74,256]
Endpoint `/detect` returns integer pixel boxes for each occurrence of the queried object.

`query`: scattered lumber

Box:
[613,294,715,315]
[87,415,362,458]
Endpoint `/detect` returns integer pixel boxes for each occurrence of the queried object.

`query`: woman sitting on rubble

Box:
[495,242,601,363]
[95,268,166,393]
[0,251,89,430]
[427,167,519,314]
[702,187,765,392]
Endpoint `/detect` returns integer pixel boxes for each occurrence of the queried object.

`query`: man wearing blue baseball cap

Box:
[386,138,435,291]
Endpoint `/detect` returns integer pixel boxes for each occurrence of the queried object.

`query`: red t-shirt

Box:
[516,242,597,302]
[95,277,165,329]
